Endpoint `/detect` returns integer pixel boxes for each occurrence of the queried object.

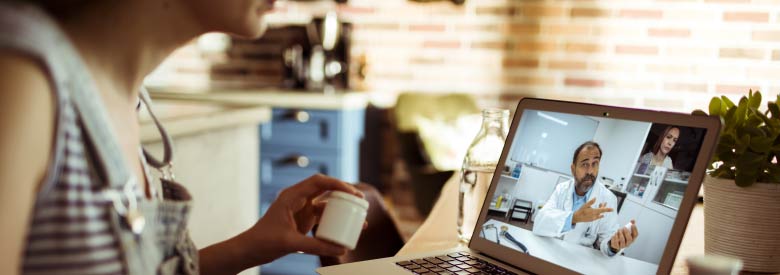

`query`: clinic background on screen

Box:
[478,110,705,267]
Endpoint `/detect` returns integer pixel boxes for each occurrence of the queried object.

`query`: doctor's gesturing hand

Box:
[610,220,639,252]
[571,198,613,224]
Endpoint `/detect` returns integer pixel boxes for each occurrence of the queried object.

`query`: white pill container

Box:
[315,191,369,250]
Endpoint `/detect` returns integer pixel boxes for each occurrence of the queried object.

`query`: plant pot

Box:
[704,175,780,272]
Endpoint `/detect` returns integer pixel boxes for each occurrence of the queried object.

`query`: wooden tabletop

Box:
[397,175,704,274]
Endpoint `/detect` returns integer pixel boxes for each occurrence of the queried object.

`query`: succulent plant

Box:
[692,90,780,187]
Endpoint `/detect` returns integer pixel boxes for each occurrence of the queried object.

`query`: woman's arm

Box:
[198,174,363,275]
[0,52,56,275]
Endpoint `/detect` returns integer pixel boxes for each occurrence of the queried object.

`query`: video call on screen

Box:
[480,109,706,273]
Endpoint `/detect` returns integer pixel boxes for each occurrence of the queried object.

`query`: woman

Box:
[640,126,680,170]
[0,0,362,274]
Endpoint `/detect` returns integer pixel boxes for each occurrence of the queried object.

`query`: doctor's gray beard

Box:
[576,174,596,194]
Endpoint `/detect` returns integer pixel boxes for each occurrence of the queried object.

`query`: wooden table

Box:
[397,176,704,274]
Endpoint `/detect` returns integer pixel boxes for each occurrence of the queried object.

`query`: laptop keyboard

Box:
[395,251,517,275]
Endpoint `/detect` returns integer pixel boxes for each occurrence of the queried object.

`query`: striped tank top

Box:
[0,2,199,274]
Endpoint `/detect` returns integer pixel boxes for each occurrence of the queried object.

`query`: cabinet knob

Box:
[294,111,310,123]
[282,155,310,168]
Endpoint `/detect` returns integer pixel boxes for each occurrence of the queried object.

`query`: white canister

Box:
[315,191,369,250]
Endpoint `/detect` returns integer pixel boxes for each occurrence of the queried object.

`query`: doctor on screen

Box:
[533,141,639,257]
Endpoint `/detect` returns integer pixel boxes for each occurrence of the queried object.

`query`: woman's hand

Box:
[246,174,364,264]
[199,174,364,275]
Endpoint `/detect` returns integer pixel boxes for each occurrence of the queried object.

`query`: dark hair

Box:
[19,0,91,18]
[652,126,680,155]
[572,141,602,164]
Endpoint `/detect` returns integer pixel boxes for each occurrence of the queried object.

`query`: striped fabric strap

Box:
[52,26,133,189]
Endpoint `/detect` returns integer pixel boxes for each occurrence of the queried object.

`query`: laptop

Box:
[318,98,721,275]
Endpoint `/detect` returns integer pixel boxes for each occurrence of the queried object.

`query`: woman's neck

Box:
[653,151,666,164]
[58,0,203,102]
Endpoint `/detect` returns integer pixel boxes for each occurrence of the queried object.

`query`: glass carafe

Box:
[457,108,509,243]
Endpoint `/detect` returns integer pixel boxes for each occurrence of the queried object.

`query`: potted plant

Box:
[693,90,780,272]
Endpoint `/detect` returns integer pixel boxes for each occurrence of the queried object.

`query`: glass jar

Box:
[457,108,509,243]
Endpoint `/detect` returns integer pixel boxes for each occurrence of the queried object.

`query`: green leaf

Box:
[692,109,709,116]
[768,102,780,119]
[735,97,748,124]
[725,107,738,131]
[721,96,736,109]
[749,90,762,110]
[720,134,737,147]
[756,110,775,127]
[735,171,757,187]
[709,97,722,117]
[735,134,750,153]
[737,151,764,169]
[750,136,775,153]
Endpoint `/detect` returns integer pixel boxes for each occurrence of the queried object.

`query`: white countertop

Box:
[146,86,372,110]
[140,99,271,143]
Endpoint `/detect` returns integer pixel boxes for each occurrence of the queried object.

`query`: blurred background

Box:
[140,0,780,274]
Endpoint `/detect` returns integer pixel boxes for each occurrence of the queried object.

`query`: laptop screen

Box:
[477,109,708,274]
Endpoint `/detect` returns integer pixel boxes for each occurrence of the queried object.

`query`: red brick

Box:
[515,4,567,17]
[509,23,541,35]
[423,40,461,49]
[504,76,555,86]
[724,12,770,23]
[616,45,659,55]
[516,41,558,52]
[548,60,587,70]
[337,5,375,14]
[715,84,761,94]
[502,58,539,68]
[457,23,508,33]
[472,41,511,51]
[565,43,606,53]
[753,31,780,42]
[542,24,591,36]
[618,9,663,19]
[476,6,515,16]
[357,23,400,32]
[648,28,691,38]
[719,48,765,59]
[409,24,446,32]
[565,78,605,87]
[571,8,611,18]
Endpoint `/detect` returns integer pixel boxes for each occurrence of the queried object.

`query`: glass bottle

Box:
[457,108,509,243]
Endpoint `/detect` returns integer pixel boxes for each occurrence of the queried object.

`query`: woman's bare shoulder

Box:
[0,49,55,187]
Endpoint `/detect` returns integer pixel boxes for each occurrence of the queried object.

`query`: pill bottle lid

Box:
[330,191,369,209]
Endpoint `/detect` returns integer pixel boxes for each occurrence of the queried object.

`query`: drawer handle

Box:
[282,155,310,168]
[284,110,310,123]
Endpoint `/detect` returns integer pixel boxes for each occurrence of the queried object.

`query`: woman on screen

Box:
[639,126,680,169]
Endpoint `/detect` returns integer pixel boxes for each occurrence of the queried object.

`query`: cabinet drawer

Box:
[261,108,340,148]
[260,148,341,188]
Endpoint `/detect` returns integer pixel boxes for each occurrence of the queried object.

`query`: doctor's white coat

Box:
[532,179,620,257]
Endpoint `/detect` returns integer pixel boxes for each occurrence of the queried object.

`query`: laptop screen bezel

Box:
[467,98,721,275]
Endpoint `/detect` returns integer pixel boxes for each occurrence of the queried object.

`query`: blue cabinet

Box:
[259,107,364,275]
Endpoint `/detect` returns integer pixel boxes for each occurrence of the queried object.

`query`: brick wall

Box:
[150,0,780,112]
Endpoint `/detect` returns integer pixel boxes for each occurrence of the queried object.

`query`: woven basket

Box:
[704,175,780,272]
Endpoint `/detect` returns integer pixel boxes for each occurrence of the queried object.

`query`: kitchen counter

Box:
[139,99,271,143]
